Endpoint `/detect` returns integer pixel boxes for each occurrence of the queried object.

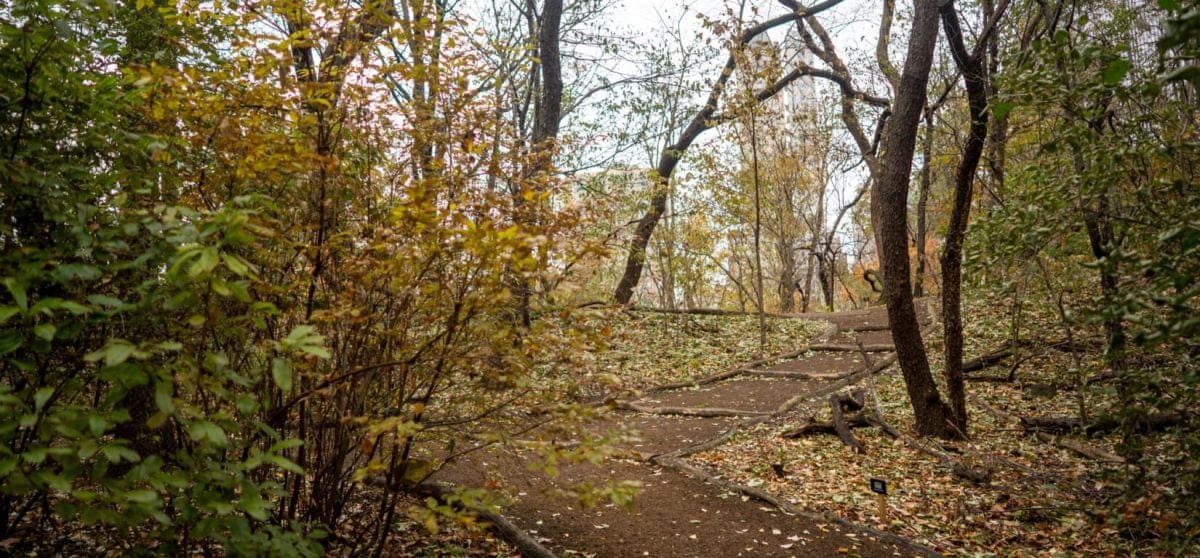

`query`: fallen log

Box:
[1019,413,1188,436]
[781,417,869,438]
[965,374,1016,383]
[615,400,769,418]
[1019,415,1081,434]
[963,337,1101,374]
[807,343,895,353]
[360,479,559,558]
[1034,433,1125,464]
[962,341,1018,373]
[838,323,892,332]
[630,306,794,318]
[781,390,872,453]
[1084,413,1188,436]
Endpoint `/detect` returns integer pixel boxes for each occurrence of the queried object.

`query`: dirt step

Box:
[756,352,864,375]
[636,377,822,415]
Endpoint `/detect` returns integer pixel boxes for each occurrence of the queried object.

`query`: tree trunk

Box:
[513,0,563,325]
[914,110,934,298]
[819,253,835,311]
[871,0,959,439]
[779,241,796,312]
[532,0,563,148]
[938,0,990,436]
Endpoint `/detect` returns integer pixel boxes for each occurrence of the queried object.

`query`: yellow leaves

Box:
[497,224,521,240]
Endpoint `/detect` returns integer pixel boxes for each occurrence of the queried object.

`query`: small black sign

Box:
[869,478,888,495]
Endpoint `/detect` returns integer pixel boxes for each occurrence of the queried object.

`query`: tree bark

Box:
[913,110,934,297]
[871,0,960,439]
[532,0,562,149]
[512,0,563,326]
[938,0,991,436]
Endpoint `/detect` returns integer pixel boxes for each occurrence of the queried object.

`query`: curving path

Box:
[437,305,939,558]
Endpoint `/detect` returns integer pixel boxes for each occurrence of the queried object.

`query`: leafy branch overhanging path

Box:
[435,306,945,558]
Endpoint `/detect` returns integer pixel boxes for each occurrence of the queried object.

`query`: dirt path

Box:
[437,306,939,557]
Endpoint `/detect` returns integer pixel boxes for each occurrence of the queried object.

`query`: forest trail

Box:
[436,305,942,558]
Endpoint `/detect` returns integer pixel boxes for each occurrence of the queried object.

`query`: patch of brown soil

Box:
[758,353,865,375]
[441,449,910,557]
[636,378,820,414]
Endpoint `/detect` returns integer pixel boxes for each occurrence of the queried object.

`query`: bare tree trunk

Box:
[806,172,827,312]
[982,0,1007,205]
[938,0,992,435]
[751,109,766,355]
[819,253,835,311]
[778,169,799,312]
[914,110,934,298]
[512,0,563,325]
[779,236,796,312]
[872,0,960,439]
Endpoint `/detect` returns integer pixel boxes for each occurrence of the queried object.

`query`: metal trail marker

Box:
[869,478,889,522]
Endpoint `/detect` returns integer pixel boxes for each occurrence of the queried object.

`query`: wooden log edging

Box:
[644,320,840,395]
[408,480,557,558]
[807,343,896,352]
[616,401,769,418]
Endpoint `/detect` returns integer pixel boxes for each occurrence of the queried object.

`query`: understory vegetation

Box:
[2,0,1198,555]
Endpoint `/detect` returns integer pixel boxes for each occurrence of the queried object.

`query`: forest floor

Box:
[408,302,1179,557]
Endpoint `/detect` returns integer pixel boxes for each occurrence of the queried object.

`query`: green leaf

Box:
[0,456,17,477]
[210,277,232,297]
[34,387,54,411]
[271,358,293,392]
[189,421,228,447]
[266,454,304,475]
[154,381,176,414]
[221,253,251,276]
[88,415,110,435]
[88,341,135,366]
[4,278,27,311]
[22,448,48,464]
[1102,59,1132,85]
[297,344,331,359]
[53,263,101,283]
[286,325,317,344]
[86,294,124,308]
[101,445,140,464]
[0,331,22,356]
[239,489,270,520]
[34,323,56,341]
[98,363,148,387]
[0,306,19,324]
[268,439,304,453]
[992,101,1015,120]
[188,246,219,278]
[125,489,159,505]
[58,301,89,315]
